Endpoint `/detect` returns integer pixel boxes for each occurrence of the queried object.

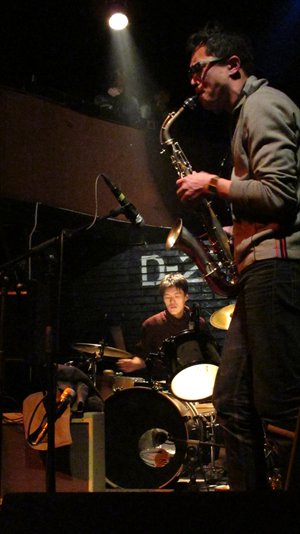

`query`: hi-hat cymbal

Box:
[72,343,132,359]
[210,304,235,330]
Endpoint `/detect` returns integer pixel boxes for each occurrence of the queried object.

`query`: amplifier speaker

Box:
[1,411,105,496]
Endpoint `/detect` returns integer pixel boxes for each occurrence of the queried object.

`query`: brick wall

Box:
[61,242,233,358]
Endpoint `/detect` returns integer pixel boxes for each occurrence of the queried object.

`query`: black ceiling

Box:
[2,0,300,107]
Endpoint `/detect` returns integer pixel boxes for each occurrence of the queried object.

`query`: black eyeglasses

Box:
[188,57,224,79]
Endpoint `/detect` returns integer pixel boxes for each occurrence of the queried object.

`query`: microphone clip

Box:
[101,173,145,226]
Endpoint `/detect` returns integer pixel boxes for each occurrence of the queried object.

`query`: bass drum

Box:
[105,387,199,489]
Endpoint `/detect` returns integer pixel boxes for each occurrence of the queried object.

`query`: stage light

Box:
[107,1,129,31]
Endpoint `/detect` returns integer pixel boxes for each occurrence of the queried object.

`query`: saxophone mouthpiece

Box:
[183,95,198,110]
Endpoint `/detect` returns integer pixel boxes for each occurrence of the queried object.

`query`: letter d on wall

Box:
[141,255,165,287]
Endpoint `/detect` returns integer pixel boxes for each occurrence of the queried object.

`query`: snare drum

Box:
[115,375,143,390]
[162,329,219,402]
[97,372,145,400]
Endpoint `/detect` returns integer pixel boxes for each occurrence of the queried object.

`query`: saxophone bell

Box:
[166,219,237,298]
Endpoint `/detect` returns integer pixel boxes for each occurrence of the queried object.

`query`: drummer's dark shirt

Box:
[141,306,192,356]
[140,306,218,380]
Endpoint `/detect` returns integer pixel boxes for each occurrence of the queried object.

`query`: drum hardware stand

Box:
[184,444,201,492]
[145,349,171,390]
[184,436,212,491]
[200,416,226,487]
[174,436,224,491]
[85,344,104,387]
[144,352,159,388]
[205,416,223,484]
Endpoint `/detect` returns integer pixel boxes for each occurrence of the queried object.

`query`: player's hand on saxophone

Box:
[177,172,231,201]
[176,171,215,200]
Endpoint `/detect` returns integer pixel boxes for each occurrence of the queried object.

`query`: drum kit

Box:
[69,303,235,491]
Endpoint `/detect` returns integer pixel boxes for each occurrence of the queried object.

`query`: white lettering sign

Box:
[141,254,203,286]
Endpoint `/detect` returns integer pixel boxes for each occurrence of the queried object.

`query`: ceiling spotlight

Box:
[107,1,129,31]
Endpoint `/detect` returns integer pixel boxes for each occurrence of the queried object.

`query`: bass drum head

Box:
[105,387,194,489]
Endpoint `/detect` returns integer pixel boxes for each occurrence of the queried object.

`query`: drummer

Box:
[117,273,220,380]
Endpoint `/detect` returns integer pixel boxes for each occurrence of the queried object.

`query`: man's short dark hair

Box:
[187,23,255,76]
[159,273,188,296]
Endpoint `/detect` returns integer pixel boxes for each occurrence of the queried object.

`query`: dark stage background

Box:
[0,4,300,527]
[1,0,300,408]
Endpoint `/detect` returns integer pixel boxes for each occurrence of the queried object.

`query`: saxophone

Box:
[160,96,238,297]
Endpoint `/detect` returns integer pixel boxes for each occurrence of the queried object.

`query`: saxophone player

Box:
[176,24,300,490]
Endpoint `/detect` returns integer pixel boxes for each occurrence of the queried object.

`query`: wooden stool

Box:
[266,408,300,490]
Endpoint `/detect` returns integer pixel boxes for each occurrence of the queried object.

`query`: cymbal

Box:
[210,304,235,330]
[103,346,133,359]
[72,343,132,359]
[72,343,103,354]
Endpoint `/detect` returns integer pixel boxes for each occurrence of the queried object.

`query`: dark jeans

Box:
[213,259,300,490]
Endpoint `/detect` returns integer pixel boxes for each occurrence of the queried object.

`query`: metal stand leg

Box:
[285,410,300,490]
[198,413,227,489]
[185,445,201,492]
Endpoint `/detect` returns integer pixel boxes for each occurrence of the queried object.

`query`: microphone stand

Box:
[99,206,130,221]
[0,282,6,498]
[0,235,61,494]
[0,219,114,493]
[0,210,141,494]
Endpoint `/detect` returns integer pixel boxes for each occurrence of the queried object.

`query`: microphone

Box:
[54,386,76,418]
[28,387,76,446]
[102,174,144,226]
